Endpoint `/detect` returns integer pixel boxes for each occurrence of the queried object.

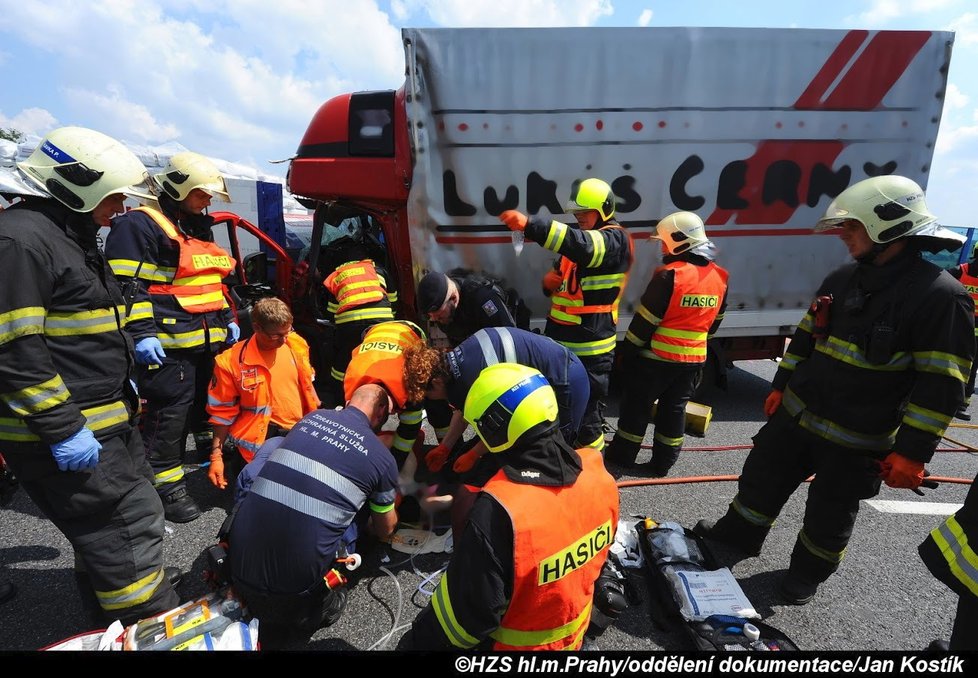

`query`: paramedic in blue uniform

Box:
[228,383,399,647]
[404,327,589,474]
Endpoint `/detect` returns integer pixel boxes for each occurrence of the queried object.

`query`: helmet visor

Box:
[121,173,158,203]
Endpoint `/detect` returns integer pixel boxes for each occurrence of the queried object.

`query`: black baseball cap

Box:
[417,271,449,313]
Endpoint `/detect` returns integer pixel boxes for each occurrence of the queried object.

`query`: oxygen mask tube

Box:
[367,522,451,649]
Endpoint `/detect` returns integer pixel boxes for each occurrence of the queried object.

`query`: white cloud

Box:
[390,0,410,21]
[63,87,181,143]
[848,0,958,24]
[413,0,613,27]
[0,0,408,170]
[0,108,59,135]
[638,9,653,27]
[935,108,978,154]
[945,82,969,109]
[948,12,978,45]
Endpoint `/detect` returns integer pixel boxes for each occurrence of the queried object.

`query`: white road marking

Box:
[863,500,963,516]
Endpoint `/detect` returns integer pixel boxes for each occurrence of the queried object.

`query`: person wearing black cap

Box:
[417,267,526,441]
[417,268,522,348]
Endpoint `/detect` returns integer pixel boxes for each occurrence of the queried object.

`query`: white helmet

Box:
[153,151,230,202]
[651,211,710,255]
[815,175,963,251]
[16,126,155,212]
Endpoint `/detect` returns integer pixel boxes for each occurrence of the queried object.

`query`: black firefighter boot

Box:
[778,534,837,606]
[159,482,201,523]
[694,507,769,557]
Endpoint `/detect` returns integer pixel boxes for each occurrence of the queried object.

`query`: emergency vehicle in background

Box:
[284,26,955,386]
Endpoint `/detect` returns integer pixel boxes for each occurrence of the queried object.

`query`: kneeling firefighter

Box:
[398,364,620,650]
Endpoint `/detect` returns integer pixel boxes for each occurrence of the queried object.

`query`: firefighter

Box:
[105,151,239,523]
[918,470,978,651]
[0,127,179,624]
[397,364,619,650]
[206,297,320,490]
[695,175,975,605]
[947,244,978,420]
[321,249,396,407]
[500,178,633,452]
[343,320,428,468]
[606,212,729,476]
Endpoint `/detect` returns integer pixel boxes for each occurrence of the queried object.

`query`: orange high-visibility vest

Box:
[207,333,319,461]
[483,447,619,651]
[647,261,728,363]
[343,321,425,410]
[137,207,235,313]
[548,224,633,326]
[323,259,394,324]
[959,263,978,336]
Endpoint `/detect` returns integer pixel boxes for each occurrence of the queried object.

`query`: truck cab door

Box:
[209,211,294,339]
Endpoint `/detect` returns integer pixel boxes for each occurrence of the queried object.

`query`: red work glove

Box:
[763,389,783,418]
[542,269,562,296]
[452,449,481,473]
[878,452,925,489]
[499,210,528,232]
[207,454,227,490]
[425,443,451,472]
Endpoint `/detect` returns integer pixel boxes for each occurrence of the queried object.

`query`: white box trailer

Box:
[289,27,954,371]
[421,26,955,343]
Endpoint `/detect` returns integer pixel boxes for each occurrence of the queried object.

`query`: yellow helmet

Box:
[565,178,615,222]
[153,151,230,202]
[463,364,558,453]
[16,126,155,212]
[651,211,710,254]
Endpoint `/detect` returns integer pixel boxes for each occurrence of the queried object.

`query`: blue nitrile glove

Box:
[50,427,101,472]
[135,337,166,365]
[227,321,241,344]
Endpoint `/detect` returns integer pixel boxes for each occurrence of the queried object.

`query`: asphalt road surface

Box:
[1,359,975,652]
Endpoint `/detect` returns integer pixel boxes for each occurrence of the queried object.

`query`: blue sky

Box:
[0,0,975,225]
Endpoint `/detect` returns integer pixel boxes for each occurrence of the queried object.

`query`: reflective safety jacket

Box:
[106,205,236,352]
[344,321,426,455]
[443,447,618,650]
[207,333,319,462]
[626,260,729,363]
[524,216,633,357]
[773,250,974,461]
[952,263,978,337]
[0,201,135,445]
[344,321,425,410]
[919,475,978,602]
[323,259,396,325]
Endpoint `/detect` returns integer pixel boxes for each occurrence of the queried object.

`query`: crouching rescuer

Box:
[226,384,399,647]
[398,364,619,650]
